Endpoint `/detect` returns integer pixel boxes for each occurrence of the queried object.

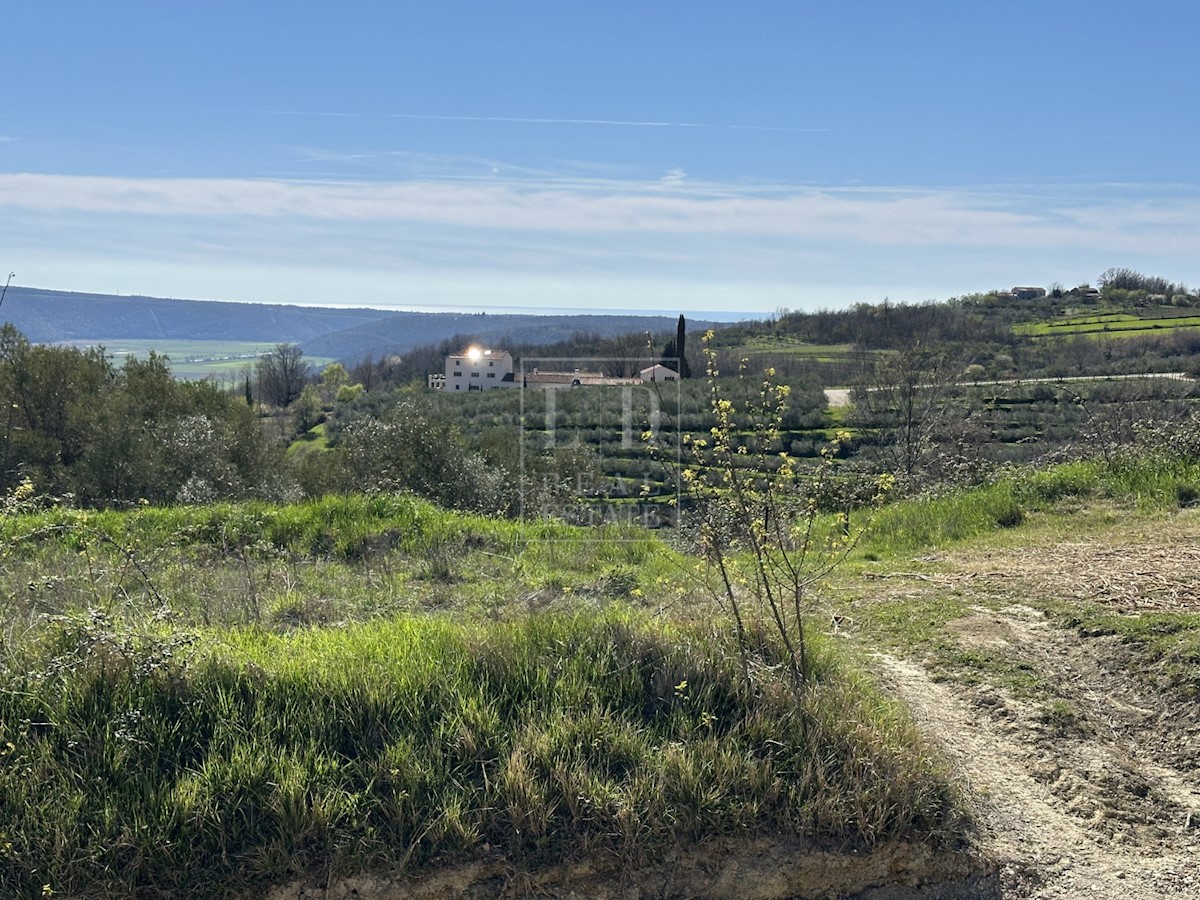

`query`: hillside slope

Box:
[302,311,720,362]
[0,287,390,344]
[0,286,722,364]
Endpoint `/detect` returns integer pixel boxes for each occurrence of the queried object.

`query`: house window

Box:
[487,372,495,378]
[488,361,494,367]
[471,372,479,377]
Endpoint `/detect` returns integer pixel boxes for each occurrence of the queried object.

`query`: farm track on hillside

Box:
[855,528,1200,898]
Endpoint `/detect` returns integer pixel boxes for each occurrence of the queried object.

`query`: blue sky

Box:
[3,1,1199,318]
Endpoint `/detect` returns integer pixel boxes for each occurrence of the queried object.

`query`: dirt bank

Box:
[266,837,992,899]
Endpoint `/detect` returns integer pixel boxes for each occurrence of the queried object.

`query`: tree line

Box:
[6,267,1197,513]
[0,325,279,505]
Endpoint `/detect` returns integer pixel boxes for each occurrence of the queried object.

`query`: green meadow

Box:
[0,492,964,899]
[57,339,337,380]
[4,445,1200,896]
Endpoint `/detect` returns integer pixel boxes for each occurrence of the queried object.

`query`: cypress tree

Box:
[675,314,691,378]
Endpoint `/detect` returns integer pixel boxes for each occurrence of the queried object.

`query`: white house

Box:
[444,347,516,391]
[639,363,678,383]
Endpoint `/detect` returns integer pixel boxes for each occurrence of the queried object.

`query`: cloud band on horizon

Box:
[2,172,1199,257]
[3,169,1199,315]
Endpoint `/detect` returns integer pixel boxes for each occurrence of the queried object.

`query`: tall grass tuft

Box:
[857,453,1200,558]
[0,609,959,898]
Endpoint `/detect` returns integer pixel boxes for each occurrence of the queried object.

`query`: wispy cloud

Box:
[3,172,1199,258]
[4,170,1199,313]
[266,109,833,134]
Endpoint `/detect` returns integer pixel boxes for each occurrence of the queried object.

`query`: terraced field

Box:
[1015,312,1200,339]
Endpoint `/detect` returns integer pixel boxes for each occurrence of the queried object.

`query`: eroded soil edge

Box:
[869,536,1200,898]
[266,837,990,899]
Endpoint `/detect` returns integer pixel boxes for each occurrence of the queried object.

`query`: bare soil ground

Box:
[268,838,990,900]
[853,516,1200,898]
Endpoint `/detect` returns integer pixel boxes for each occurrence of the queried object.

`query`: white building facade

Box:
[444,347,516,391]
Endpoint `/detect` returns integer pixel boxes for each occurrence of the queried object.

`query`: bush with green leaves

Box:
[331,397,512,513]
[0,325,281,506]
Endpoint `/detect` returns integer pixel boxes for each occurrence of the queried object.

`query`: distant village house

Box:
[1011,286,1047,300]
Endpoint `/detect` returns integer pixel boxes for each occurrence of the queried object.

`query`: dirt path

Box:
[865,540,1200,898]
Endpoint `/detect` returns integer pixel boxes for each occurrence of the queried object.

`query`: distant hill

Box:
[0,287,391,344]
[0,286,725,365]
[302,312,719,362]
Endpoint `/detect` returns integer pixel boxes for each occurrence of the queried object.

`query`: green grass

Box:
[731,338,863,361]
[286,422,331,457]
[12,447,1200,897]
[853,455,1200,560]
[0,609,959,899]
[0,493,690,631]
[1014,311,1200,340]
[858,480,1028,558]
[0,490,972,897]
[1014,313,1139,336]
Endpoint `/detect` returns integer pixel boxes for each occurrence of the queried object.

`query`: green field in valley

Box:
[57,339,337,380]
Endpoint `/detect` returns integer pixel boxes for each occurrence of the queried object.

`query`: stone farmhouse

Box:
[1011,286,1047,300]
